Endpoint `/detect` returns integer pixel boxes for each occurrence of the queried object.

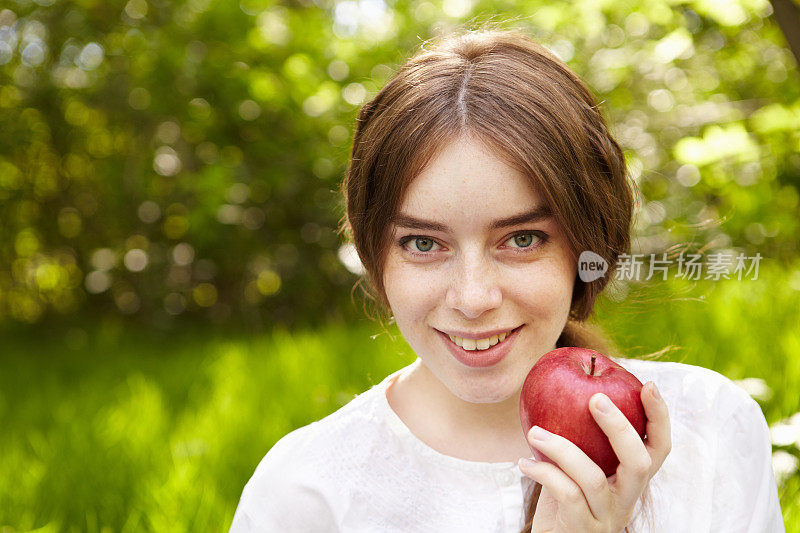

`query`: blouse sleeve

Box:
[710,384,784,533]
[229,428,339,533]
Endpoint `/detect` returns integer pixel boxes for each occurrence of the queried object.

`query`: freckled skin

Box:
[382,133,578,447]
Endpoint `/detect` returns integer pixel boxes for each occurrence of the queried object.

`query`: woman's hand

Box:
[518,381,671,533]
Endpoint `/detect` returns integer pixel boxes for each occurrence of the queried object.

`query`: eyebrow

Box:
[392,205,554,233]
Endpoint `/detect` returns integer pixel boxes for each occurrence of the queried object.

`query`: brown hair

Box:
[338,25,653,532]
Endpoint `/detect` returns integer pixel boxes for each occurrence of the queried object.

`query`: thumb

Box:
[531,484,558,533]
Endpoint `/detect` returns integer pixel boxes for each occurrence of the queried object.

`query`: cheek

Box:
[383,259,445,313]
[504,261,575,313]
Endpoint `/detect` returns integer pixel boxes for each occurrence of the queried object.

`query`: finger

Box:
[525,425,613,521]
[518,457,599,530]
[589,392,651,509]
[530,484,558,533]
[641,381,672,471]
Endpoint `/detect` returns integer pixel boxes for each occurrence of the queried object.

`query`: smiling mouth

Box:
[442,325,524,351]
[436,324,524,368]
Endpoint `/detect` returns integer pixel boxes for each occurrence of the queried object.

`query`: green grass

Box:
[0,260,798,531]
[0,320,417,532]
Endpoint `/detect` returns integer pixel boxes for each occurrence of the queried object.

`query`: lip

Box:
[437,325,524,368]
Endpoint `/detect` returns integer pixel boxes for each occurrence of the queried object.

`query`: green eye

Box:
[414,238,434,252]
[512,231,544,248]
[512,233,535,247]
[400,231,547,257]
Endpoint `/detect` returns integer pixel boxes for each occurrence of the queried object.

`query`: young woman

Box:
[230,28,784,532]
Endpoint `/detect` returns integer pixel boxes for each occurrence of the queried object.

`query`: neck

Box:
[391,359,532,463]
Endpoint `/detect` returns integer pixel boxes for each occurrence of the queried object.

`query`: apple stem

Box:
[590,353,596,376]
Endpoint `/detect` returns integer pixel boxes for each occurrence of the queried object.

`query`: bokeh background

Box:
[1,0,800,530]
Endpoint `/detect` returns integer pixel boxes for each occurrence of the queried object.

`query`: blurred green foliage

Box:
[0,0,798,329]
[2,1,799,530]
[1,260,799,531]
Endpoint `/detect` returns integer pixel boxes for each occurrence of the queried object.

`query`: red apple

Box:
[519,347,647,477]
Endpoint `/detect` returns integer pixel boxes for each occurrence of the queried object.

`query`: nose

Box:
[445,250,503,319]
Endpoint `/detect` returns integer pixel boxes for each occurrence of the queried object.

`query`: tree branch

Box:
[769,0,800,68]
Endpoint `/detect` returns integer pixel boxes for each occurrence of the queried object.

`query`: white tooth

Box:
[450,333,508,350]
[476,337,491,350]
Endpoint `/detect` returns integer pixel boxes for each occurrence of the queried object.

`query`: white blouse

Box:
[230,358,785,532]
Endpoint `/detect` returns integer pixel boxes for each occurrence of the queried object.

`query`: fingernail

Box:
[649,382,662,401]
[594,393,612,413]
[530,426,552,441]
[519,457,536,468]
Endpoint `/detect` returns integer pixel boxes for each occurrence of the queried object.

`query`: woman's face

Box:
[382,133,577,404]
